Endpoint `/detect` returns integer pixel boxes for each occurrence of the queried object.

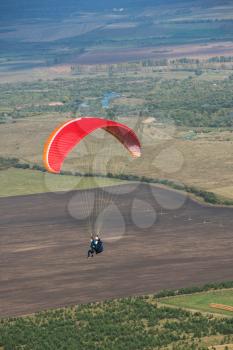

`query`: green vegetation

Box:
[1,57,233,127]
[156,281,233,299]
[0,296,233,350]
[1,159,232,206]
[161,290,233,316]
[147,76,233,127]
[0,157,19,170]
[0,168,126,197]
[111,174,233,206]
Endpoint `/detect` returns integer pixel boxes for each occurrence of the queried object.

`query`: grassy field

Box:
[208,344,233,350]
[0,168,126,197]
[1,115,233,200]
[161,289,233,316]
[1,59,233,199]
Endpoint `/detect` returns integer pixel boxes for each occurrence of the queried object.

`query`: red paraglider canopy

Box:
[43,117,141,173]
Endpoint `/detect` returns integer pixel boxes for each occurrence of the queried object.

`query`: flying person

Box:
[87,235,104,258]
[95,235,104,255]
[87,237,96,258]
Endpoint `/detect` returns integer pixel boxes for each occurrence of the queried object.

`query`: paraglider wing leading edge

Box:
[43,117,141,174]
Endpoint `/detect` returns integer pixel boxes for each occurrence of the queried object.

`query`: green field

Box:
[161,289,233,316]
[0,168,126,197]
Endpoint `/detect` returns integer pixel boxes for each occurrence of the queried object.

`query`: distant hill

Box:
[0,0,233,69]
[0,0,229,20]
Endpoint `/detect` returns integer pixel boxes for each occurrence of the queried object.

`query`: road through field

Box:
[0,183,233,317]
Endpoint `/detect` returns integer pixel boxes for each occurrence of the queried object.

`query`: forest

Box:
[1,57,233,128]
[1,288,233,350]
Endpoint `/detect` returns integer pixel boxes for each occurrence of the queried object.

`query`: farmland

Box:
[1,183,233,318]
[1,0,233,69]
[1,57,233,200]
[1,183,233,348]
[1,1,233,349]
[1,289,233,350]
[161,289,233,317]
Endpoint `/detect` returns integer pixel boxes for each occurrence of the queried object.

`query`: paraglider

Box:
[43,117,141,174]
[43,116,141,257]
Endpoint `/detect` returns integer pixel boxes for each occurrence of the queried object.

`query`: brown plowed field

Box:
[1,183,233,318]
[72,42,233,65]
